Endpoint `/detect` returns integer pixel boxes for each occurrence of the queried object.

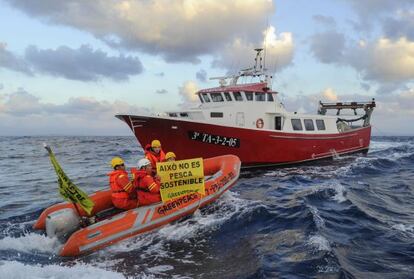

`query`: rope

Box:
[336,114,367,123]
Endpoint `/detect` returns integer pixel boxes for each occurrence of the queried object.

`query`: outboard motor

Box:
[46,208,80,241]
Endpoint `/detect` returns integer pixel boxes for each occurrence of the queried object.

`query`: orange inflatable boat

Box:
[34,155,241,257]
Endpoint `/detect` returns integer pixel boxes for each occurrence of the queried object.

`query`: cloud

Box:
[155,72,165,77]
[196,69,207,82]
[383,11,414,41]
[342,0,413,32]
[0,83,3,90]
[310,30,414,92]
[155,89,168,94]
[322,88,338,102]
[178,81,199,107]
[5,0,274,63]
[0,42,32,74]
[25,44,143,81]
[312,15,336,27]
[348,37,414,84]
[213,26,294,72]
[309,31,345,64]
[0,89,150,135]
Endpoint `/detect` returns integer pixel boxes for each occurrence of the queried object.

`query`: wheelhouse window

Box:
[224,92,232,101]
[291,119,303,131]
[169,113,178,117]
[210,112,223,118]
[267,93,274,102]
[233,92,243,101]
[198,94,204,103]
[304,119,315,131]
[316,119,326,130]
[245,92,253,101]
[255,93,266,101]
[202,93,211,102]
[180,112,189,117]
[211,92,224,102]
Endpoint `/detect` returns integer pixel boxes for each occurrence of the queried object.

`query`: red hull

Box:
[117,115,371,167]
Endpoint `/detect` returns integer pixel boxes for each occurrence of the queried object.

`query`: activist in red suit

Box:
[131,158,162,206]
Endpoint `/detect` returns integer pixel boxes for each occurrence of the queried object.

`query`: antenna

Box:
[263,18,269,71]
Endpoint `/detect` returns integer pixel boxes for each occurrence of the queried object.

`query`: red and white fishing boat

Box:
[117,49,376,168]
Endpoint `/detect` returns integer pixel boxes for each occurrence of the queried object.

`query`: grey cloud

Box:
[383,13,414,40]
[155,89,168,94]
[155,72,165,77]
[342,0,413,32]
[25,45,143,81]
[312,15,336,27]
[196,69,207,82]
[4,0,274,63]
[0,43,32,74]
[309,31,345,63]
[1,88,149,117]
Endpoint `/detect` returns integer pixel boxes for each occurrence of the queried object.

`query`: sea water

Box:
[0,136,413,278]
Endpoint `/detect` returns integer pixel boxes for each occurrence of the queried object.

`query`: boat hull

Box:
[117,115,372,167]
[34,155,241,256]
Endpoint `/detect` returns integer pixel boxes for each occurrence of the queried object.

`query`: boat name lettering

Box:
[157,193,199,215]
[188,131,240,148]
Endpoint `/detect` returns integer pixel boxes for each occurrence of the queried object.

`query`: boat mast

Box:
[210,49,272,88]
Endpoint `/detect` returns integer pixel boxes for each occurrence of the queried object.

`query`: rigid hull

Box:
[117,115,371,167]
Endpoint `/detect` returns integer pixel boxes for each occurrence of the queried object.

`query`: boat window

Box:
[211,92,224,102]
[169,113,178,117]
[267,93,274,102]
[198,94,204,103]
[245,92,253,101]
[233,92,243,101]
[180,112,189,117]
[304,119,315,131]
[255,93,266,101]
[275,116,282,130]
[291,119,303,131]
[316,119,326,130]
[202,93,211,102]
[224,92,232,101]
[210,112,223,118]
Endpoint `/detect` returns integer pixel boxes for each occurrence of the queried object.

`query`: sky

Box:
[0,0,413,136]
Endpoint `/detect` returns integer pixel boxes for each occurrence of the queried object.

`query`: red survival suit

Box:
[144,144,166,170]
[131,168,162,206]
[108,170,138,210]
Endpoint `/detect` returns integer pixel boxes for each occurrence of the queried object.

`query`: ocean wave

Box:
[0,260,131,279]
[307,235,331,252]
[0,233,61,254]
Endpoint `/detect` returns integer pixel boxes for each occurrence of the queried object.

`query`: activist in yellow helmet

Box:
[151,139,161,148]
[111,157,125,169]
[145,139,165,170]
[165,152,176,162]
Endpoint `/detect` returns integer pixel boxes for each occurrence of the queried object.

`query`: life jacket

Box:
[144,144,166,169]
[131,167,161,205]
[108,170,134,200]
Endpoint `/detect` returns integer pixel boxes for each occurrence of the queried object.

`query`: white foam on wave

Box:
[0,233,61,254]
[0,260,129,279]
[308,205,325,229]
[331,183,347,203]
[308,235,331,252]
[106,191,256,255]
[391,224,414,236]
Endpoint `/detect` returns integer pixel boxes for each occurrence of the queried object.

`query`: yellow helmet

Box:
[111,157,124,169]
[165,152,176,160]
[151,139,161,148]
